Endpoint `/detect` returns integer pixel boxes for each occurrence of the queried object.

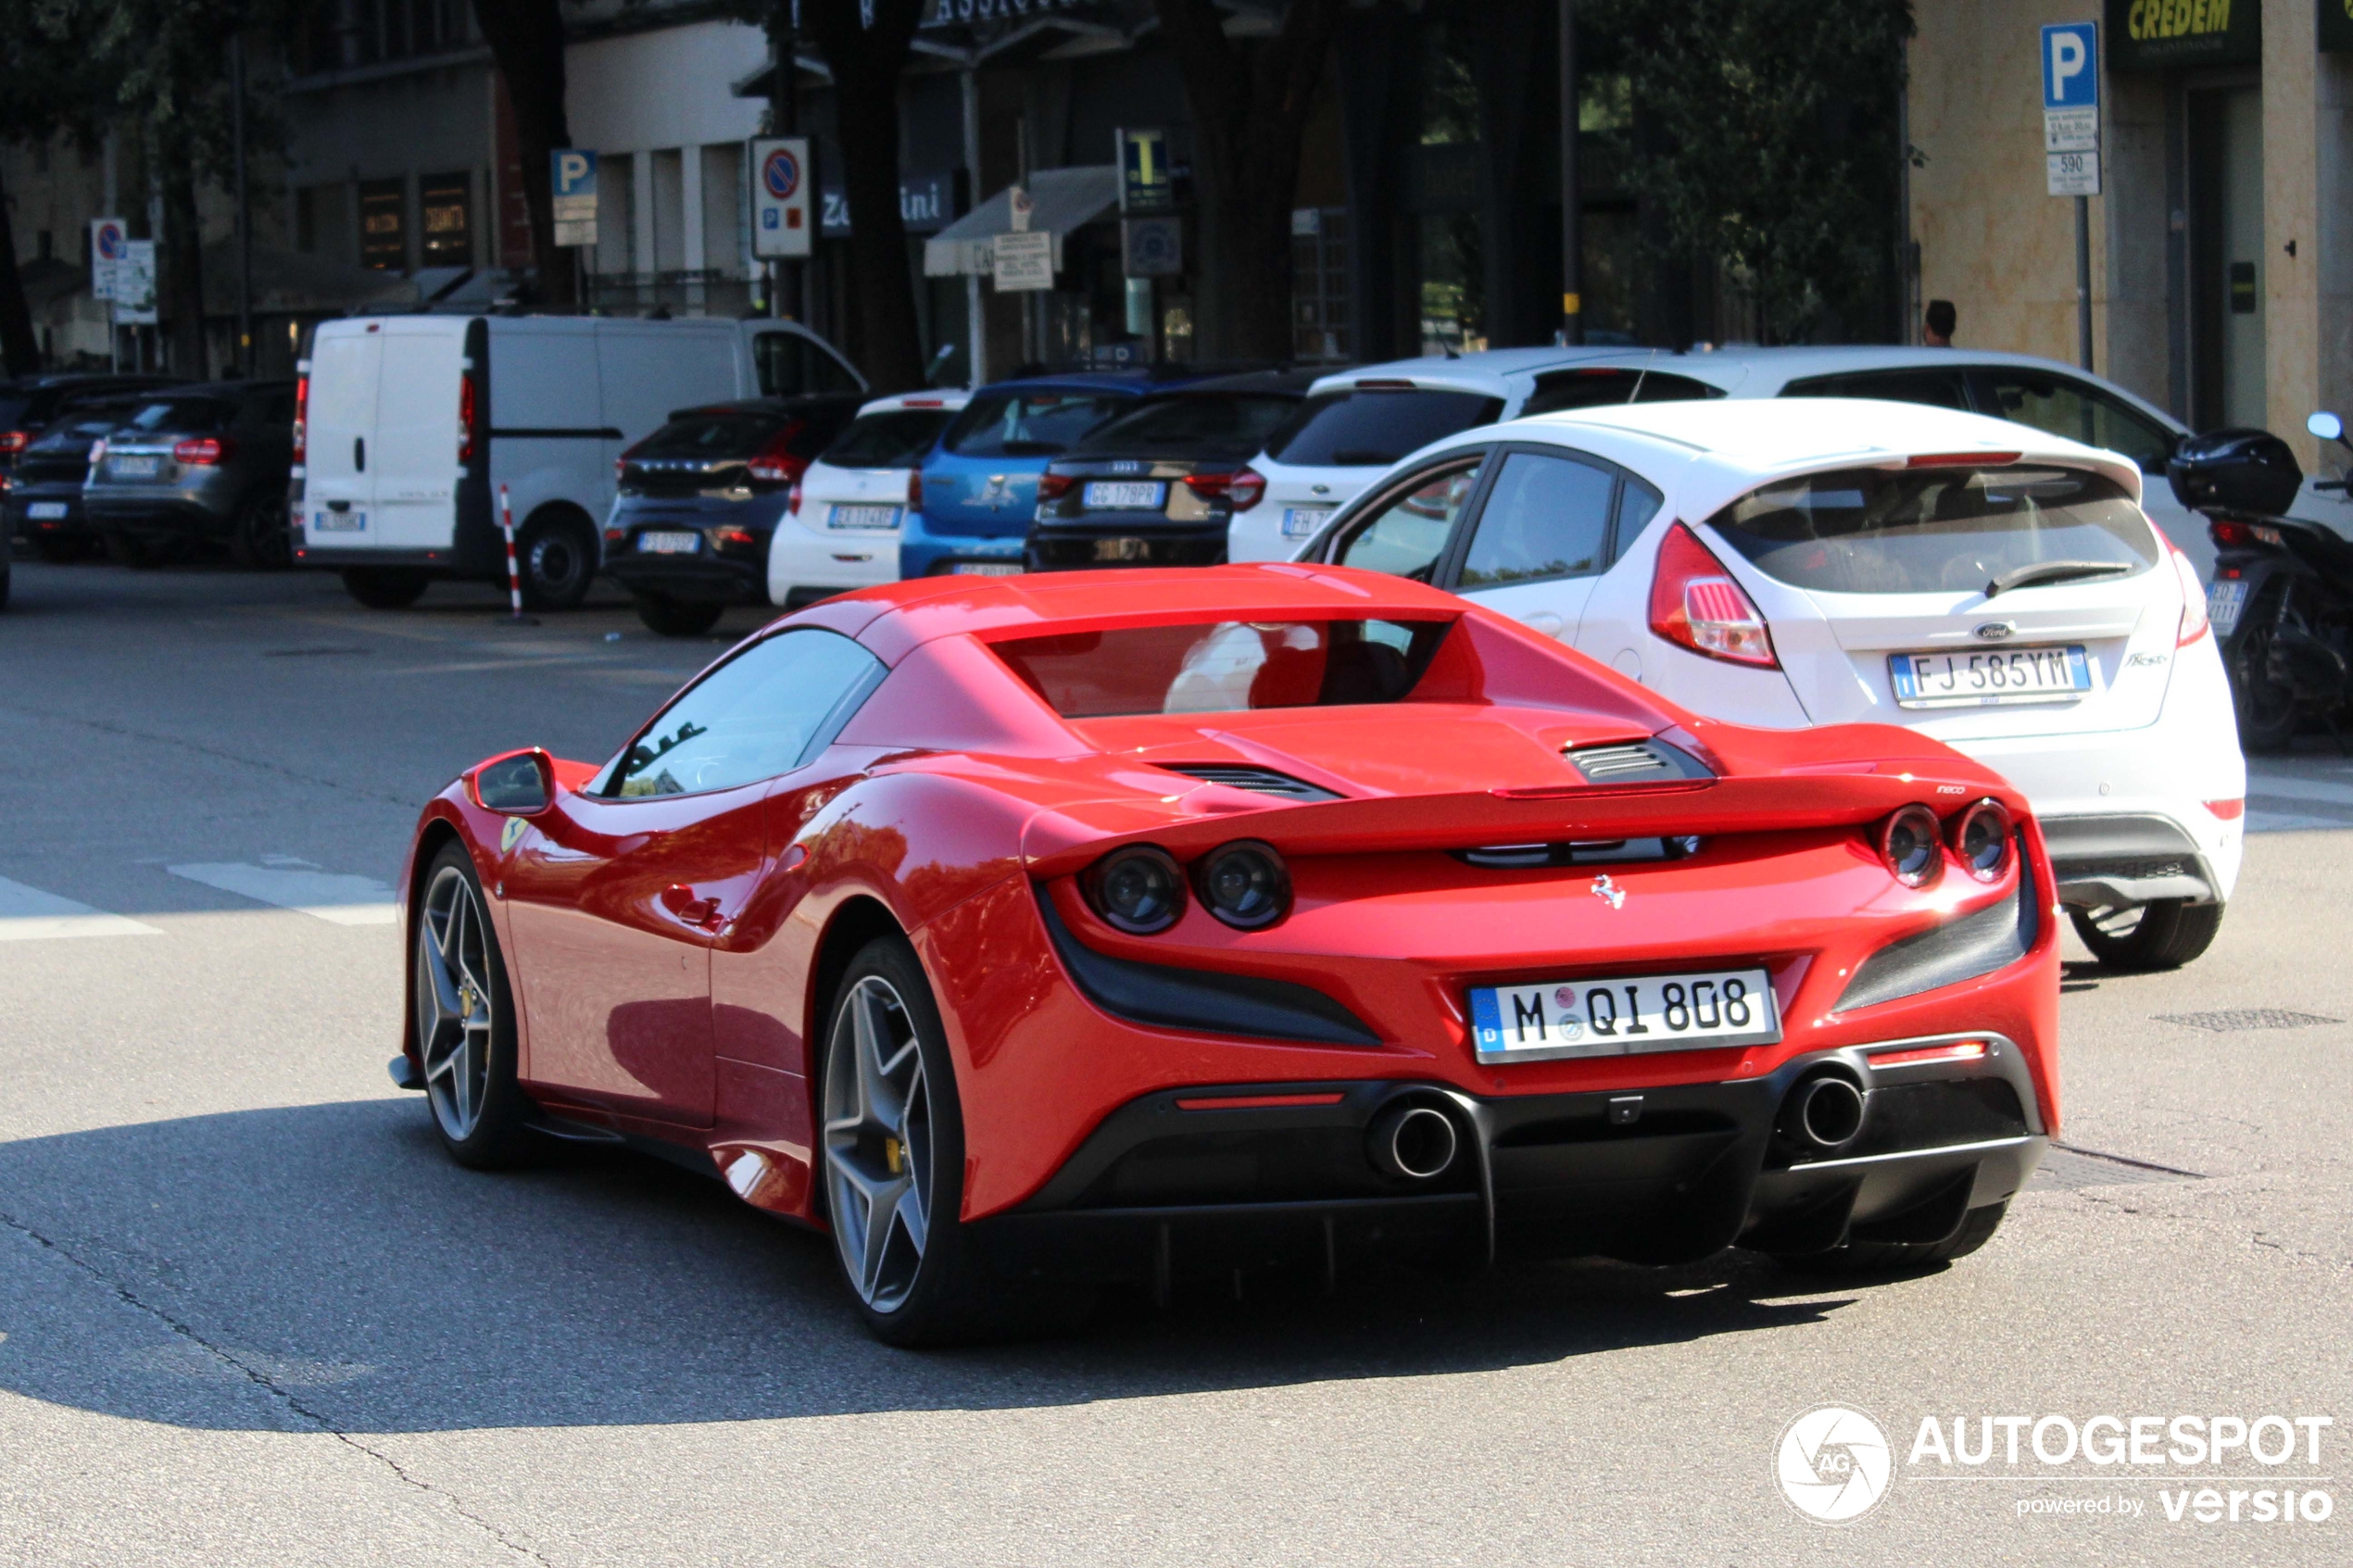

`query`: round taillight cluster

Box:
[1081,840,1293,934]
[1874,799,2016,888]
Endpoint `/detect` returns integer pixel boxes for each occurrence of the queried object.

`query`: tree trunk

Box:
[1153,0,1345,361]
[0,161,42,376]
[472,0,576,307]
[159,143,208,380]
[800,0,926,391]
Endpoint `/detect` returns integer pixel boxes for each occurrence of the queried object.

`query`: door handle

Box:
[661,884,730,933]
[354,436,366,471]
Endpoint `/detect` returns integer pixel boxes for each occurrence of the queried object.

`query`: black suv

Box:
[82,381,300,567]
[1,373,183,479]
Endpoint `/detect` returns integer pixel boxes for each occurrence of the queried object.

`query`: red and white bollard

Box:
[497,483,534,623]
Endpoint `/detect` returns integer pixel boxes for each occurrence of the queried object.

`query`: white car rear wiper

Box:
[1983,559,2133,597]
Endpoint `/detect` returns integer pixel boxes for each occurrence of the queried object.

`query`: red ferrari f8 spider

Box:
[398,564,2057,1342]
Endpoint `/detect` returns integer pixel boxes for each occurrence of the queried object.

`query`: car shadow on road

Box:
[0,1098,1860,1435]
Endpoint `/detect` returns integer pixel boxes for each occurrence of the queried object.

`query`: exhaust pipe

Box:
[1781,1074,1868,1152]
[1367,1103,1459,1181]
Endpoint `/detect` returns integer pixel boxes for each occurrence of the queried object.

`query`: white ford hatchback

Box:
[1297,397,2244,970]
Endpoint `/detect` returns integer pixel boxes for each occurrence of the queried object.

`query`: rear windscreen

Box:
[942,391,1126,458]
[823,409,951,468]
[992,618,1453,718]
[121,398,230,435]
[1073,394,1302,458]
[35,408,135,449]
[1707,466,2158,596]
[0,396,30,431]
[1265,388,1505,467]
[633,413,788,461]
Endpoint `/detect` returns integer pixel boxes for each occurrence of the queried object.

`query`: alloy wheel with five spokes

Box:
[416,860,499,1147]
[823,974,936,1314]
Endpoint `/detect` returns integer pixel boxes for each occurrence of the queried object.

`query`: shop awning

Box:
[922,165,1118,277]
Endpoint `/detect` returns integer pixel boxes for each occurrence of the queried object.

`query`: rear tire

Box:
[229,493,292,570]
[342,567,431,609]
[518,511,598,610]
[2070,899,2225,971]
[2227,581,2303,752]
[1775,1201,2009,1278]
[820,936,1003,1347]
[634,593,727,637]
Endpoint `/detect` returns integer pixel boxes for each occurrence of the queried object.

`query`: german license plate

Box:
[1282,505,1334,539]
[26,501,69,520]
[1469,967,1780,1064]
[1083,481,1165,510]
[636,531,700,555]
[1888,645,2090,708]
[110,455,159,478]
[310,508,365,533]
[950,560,1022,576]
[2207,578,2247,636]
[829,503,901,531]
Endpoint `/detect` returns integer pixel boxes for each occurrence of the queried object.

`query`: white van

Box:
[292,314,862,608]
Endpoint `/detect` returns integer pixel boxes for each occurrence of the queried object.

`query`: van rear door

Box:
[372,319,466,549]
[594,322,743,519]
[302,324,380,536]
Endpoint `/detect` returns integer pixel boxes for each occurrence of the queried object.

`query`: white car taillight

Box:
[2171,545,2209,646]
[1648,522,1779,668]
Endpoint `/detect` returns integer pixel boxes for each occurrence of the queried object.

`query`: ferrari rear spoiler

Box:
[1019,766,2023,878]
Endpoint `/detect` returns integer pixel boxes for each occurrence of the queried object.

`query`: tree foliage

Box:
[798,0,927,391]
[1596,0,1913,345]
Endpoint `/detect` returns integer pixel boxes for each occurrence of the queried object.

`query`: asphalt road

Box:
[3,558,2349,1566]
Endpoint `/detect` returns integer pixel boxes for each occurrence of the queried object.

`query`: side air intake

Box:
[1158,764,1342,802]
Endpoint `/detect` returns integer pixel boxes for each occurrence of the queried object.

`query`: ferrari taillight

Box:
[1949,799,2013,883]
[1878,805,1944,889]
[1648,522,1777,668]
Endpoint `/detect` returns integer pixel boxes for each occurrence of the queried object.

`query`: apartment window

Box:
[421,173,472,267]
[359,178,408,270]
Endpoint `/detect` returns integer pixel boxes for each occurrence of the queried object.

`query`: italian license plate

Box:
[636,531,701,555]
[1084,481,1164,510]
[310,508,365,533]
[1469,967,1780,1064]
[26,501,69,520]
[110,455,159,478]
[2207,578,2247,636]
[1888,645,2090,708]
[950,561,1022,576]
[1282,506,1334,539]
[829,503,901,531]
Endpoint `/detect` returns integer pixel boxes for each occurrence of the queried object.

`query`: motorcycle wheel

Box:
[2227,580,2302,752]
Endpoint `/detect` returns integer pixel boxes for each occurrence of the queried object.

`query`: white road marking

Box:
[167,861,398,925]
[0,875,163,942]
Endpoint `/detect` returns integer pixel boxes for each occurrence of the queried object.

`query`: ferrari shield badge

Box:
[500,816,529,854]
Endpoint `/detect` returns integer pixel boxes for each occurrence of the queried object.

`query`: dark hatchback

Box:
[601,395,861,636]
[1024,370,1315,571]
[1,373,183,479]
[2,398,145,559]
[82,381,299,567]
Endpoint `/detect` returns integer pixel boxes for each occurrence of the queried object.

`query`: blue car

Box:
[900,372,1191,580]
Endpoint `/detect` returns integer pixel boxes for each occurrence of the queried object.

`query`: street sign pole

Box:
[2041,21,2100,372]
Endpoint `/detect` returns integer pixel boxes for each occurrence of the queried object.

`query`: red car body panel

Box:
[399,565,2059,1268]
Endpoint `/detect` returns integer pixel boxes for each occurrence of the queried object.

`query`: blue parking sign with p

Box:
[2041,22,2097,110]
[552,149,597,199]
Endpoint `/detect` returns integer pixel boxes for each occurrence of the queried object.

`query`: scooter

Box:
[2167,417,2353,752]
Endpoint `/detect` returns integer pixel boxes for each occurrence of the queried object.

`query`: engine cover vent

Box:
[1564,739,1714,784]
[1159,764,1342,802]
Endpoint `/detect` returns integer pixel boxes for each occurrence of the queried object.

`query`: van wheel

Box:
[2070,900,2225,971]
[342,567,431,609]
[519,512,598,610]
[229,495,292,570]
[634,594,727,637]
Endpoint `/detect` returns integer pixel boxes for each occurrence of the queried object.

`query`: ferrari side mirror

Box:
[472,748,557,815]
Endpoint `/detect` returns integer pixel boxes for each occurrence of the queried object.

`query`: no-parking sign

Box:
[90,218,129,302]
[752,137,812,259]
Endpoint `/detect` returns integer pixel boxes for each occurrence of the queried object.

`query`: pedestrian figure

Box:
[1924,299,1957,347]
